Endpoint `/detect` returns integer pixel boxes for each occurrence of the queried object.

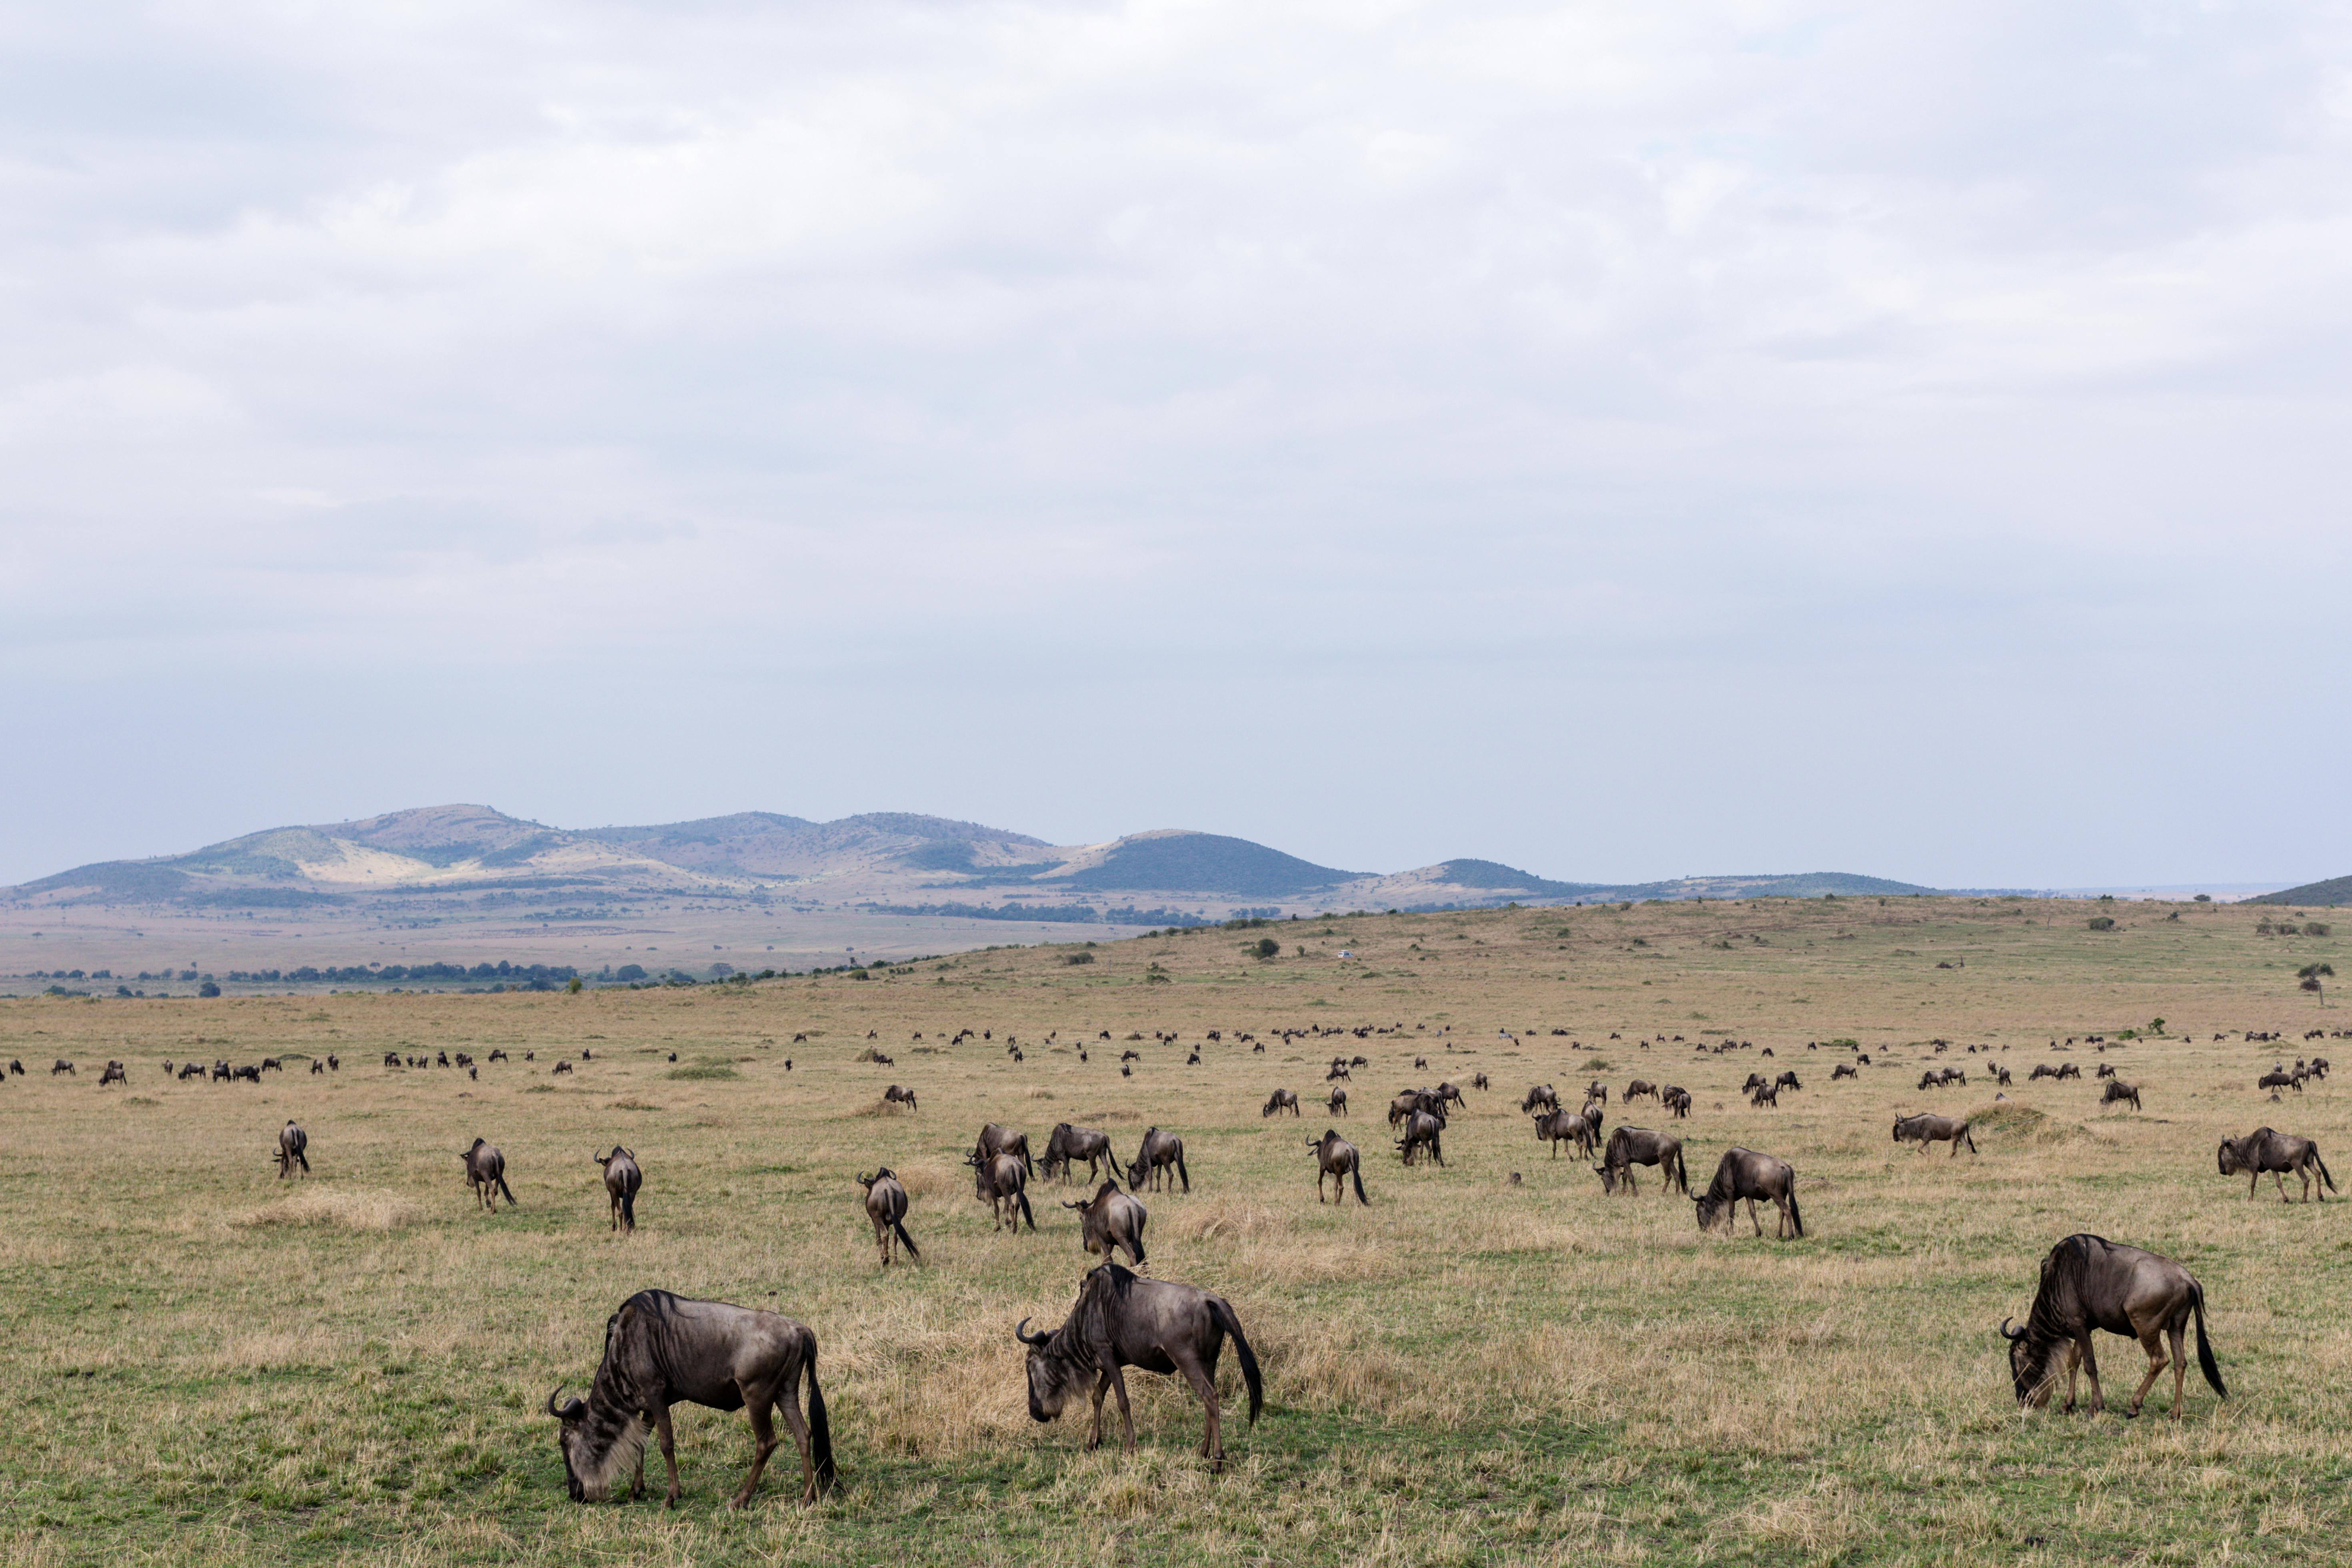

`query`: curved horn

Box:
[546,1385,568,1418]
[2000,1317,2027,1341]
[1015,1318,1051,1346]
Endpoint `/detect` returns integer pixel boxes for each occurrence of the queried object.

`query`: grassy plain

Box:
[2,895,2348,1567]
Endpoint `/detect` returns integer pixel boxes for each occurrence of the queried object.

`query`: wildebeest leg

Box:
[1747,1198,1763,1237]
[2122,1323,2170,1419]
[654,1405,682,1506]
[2274,1169,2291,1203]
[729,1382,782,1509]
[629,1435,647,1501]
[2076,1335,2104,1415]
[1625,1167,1639,1196]
[1086,1369,1113,1449]
[1175,1353,1223,1469]
[1103,1361,1138,1454]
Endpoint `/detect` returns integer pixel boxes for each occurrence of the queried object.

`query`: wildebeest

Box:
[1063,1180,1148,1266]
[1623,1079,1659,1103]
[99,1060,126,1087]
[177,1061,205,1080]
[383,1052,401,1068]
[2217,1128,2336,1202]
[2028,1063,2057,1081]
[1042,1123,1114,1184]
[310,1058,325,1075]
[261,1057,282,1073]
[1260,1088,1300,1118]
[972,1150,1037,1231]
[464,1139,517,1210]
[1471,1072,1489,1091]
[1892,1113,1977,1156]
[554,1060,574,1075]
[50,1059,73,1076]
[1394,1110,1445,1167]
[277,1121,310,1178]
[1831,1062,1858,1081]
[1522,1084,1559,1115]
[549,1289,834,1506]
[1127,1129,1189,1192]
[1993,1065,2011,1086]
[856,1168,920,1265]
[1748,1080,1779,1109]
[1585,1081,1609,1106]
[1325,1086,1349,1115]
[1775,1070,1802,1093]
[1016,1262,1260,1472]
[232,1064,262,1083]
[1433,1081,1467,1111]
[1310,1129,1368,1204]
[2100,1080,2142,1111]
[2001,1234,2224,1419]
[1662,1086,1692,1119]
[2095,1063,2117,1079]
[1694,1149,1804,1239]
[2256,1069,2299,1093]
[1595,1127,1687,1195]
[881,1085,919,1112]
[2055,1062,2082,1081]
[596,1147,642,1232]
[971,1123,1034,1176]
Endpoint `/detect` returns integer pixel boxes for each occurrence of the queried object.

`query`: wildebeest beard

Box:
[554,1314,653,1500]
[1019,1310,1097,1420]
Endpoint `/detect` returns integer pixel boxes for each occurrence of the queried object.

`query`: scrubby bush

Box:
[2087,916,2116,931]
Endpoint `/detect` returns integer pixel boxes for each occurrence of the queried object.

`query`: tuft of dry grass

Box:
[233,1186,425,1231]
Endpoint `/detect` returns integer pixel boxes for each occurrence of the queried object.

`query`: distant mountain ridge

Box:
[2248,875,2352,908]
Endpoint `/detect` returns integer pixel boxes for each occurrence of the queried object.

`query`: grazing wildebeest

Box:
[277,1121,310,1178]
[2100,1080,2142,1111]
[1310,1130,1368,1204]
[1261,1088,1300,1118]
[2095,1063,2117,1080]
[1918,1070,1939,1092]
[488,1048,507,1062]
[1586,1081,1609,1107]
[261,1057,283,1073]
[1749,1080,1779,1109]
[1325,1086,1349,1115]
[1063,1179,1148,1266]
[384,1052,401,1068]
[1394,1110,1445,1167]
[2055,1062,2082,1081]
[971,1123,1034,1176]
[856,1168,920,1265]
[549,1289,834,1507]
[232,1064,261,1083]
[1892,1113,1977,1156]
[1016,1262,1260,1471]
[1042,1123,1114,1184]
[1595,1127,1687,1195]
[1831,1062,1858,1081]
[1623,1079,1659,1103]
[2217,1128,2336,1202]
[1993,1066,2011,1086]
[5,1060,18,1075]
[1414,1055,1427,1070]
[881,1085,918,1112]
[2028,1063,2057,1081]
[971,1150,1037,1232]
[1521,1084,1559,1115]
[554,1060,574,1075]
[310,1058,324,1075]
[1694,1149,1804,1239]
[1775,1071,1802,1093]
[177,1061,205,1080]
[99,1060,126,1087]
[1663,1086,1692,1119]
[50,1059,73,1076]
[2001,1234,2224,1420]
[1471,1072,1489,1091]
[1433,1081,1467,1112]
[464,1139,518,1210]
[596,1147,643,1232]
[1324,1061,1351,1082]
[1127,1129,1189,1193]
[1744,1071,1768,1093]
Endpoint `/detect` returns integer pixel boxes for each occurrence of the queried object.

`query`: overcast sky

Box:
[4,0,2348,890]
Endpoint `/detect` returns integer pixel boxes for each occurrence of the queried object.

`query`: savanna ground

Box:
[3,895,2348,1566]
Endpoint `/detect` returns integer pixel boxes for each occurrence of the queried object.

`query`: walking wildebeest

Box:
[549,1289,834,1506]
[971,1150,1037,1231]
[1127,1129,1189,1192]
[595,1147,642,1232]
[1433,1081,1467,1112]
[277,1121,310,1178]
[1063,1179,1147,1266]
[1892,1113,1977,1156]
[971,1123,1034,1176]
[1749,1080,1779,1109]
[2256,1069,2299,1093]
[881,1085,918,1112]
[1325,1086,1349,1115]
[1694,1149,1804,1239]
[856,1168,920,1265]
[1310,1129,1368,1204]
[1260,1088,1300,1118]
[2217,1128,2336,1202]
[1016,1262,1261,1472]
[1623,1079,1659,1103]
[2001,1234,2224,1420]
[2100,1080,2142,1111]
[1042,1123,1114,1184]
[1831,1062,1858,1081]
[1663,1086,1692,1119]
[1595,1127,1688,1196]
[464,1139,517,1210]
[99,1060,126,1087]
[1522,1084,1559,1115]
[1395,1110,1445,1167]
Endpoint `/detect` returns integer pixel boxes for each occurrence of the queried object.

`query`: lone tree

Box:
[2301,963,2334,1005]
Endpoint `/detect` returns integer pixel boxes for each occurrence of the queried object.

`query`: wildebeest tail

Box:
[1211,1297,1263,1426]
[1785,1187,1804,1238]
[2191,1282,2225,1397]
[1176,1151,1189,1192]
[620,1184,635,1229]
[891,1216,921,1260]
[2315,1146,2338,1194]
[297,1147,311,1173]
[1666,1146,1687,1196]
[1350,1165,1368,1205]
[1015,1188,1035,1231]
[496,1173,518,1206]
[800,1324,839,1490]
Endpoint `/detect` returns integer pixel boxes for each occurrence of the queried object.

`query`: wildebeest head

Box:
[546,1384,646,1503]
[1998,1318,2057,1407]
[1015,1318,1090,1421]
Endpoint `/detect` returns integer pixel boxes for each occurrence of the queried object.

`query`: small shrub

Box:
[1253,937,1280,959]
[2306,922,2332,937]
[2087,916,2116,931]
[1065,951,1095,966]
[666,1063,738,1081]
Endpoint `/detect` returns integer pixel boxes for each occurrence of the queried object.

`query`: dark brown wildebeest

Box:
[1663,1086,1692,1119]
[1310,1129,1368,1204]
[554,1060,574,1075]
[1043,1124,1114,1184]
[2095,1063,2117,1080]
[856,1169,919,1265]
[464,1139,518,1210]
[2001,1234,2224,1420]
[1471,1072,1489,1091]
[1325,1061,1351,1082]
[2217,1129,2336,1202]
[971,1150,1037,1231]
[1414,1055,1427,1070]
[1892,1113,1977,1156]
[881,1085,919,1112]
[1993,1065,2012,1086]
[50,1059,73,1076]
[2256,1069,2298,1093]
[1775,1071,1802,1093]
[1749,1080,1779,1109]
[971,1123,1034,1176]
[1261,1088,1300,1118]
[310,1058,325,1075]
[1325,1086,1349,1115]
[488,1048,507,1062]
[1917,1070,1939,1092]
[549,1289,834,1507]
[1831,1062,1858,1081]
[1595,1127,1687,1195]
[1433,1081,1467,1112]
[177,1061,206,1080]
[595,1147,642,1232]
[1063,1179,1147,1266]
[1586,1081,1609,1107]
[1623,1079,1659,1103]
[99,1060,126,1087]
[384,1052,401,1069]
[277,1121,310,1178]
[261,1057,283,1073]
[1743,1071,1768,1093]
[1127,1129,1189,1192]
[1395,1110,1445,1167]
[5,1060,19,1075]
[1521,1084,1559,1115]
[233,1064,262,1083]
[2100,1080,2142,1111]
[2055,1062,2082,1081]
[1017,1262,1261,1471]
[2028,1063,2058,1081]
[1694,1149,1803,1239]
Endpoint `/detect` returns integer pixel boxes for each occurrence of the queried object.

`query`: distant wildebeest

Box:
[1748,1080,1779,1109]
[488,1048,507,1061]
[384,1052,401,1068]
[1743,1071,1768,1093]
[1128,1129,1189,1192]
[970,1148,1037,1232]
[310,1058,325,1075]
[1325,1086,1349,1116]
[1586,1081,1609,1107]
[1831,1062,1858,1081]
[881,1084,919,1112]
[2256,1069,2299,1093]
[213,1060,232,1081]
[1663,1086,1692,1119]
[1694,1149,1804,1239]
[1394,1110,1445,1167]
[1893,1113,1977,1157]
[1595,1126,1687,1196]
[1043,1123,1114,1184]
[2054,1062,2082,1081]
[99,1060,126,1087]
[436,1052,450,1067]
[232,1064,261,1083]
[549,1289,834,1507]
[1521,1084,1559,1115]
[1776,1071,1802,1093]
[1623,1079,1659,1103]
[1414,1055,1427,1070]
[277,1121,310,1178]
[1471,1073,1489,1091]
[51,1059,73,1076]
[2217,1128,2336,1202]
[1433,1081,1467,1112]
[971,1123,1034,1176]
[261,1057,282,1073]
[1917,1070,1938,1092]
[464,1139,517,1210]
[595,1147,642,1232]
[856,1168,920,1265]
[554,1060,574,1075]
[1324,1061,1351,1081]
[1310,1130,1368,1205]
[1261,1088,1300,1118]
[177,1061,205,1080]
[6,1059,20,1075]
[2028,1063,2057,1081]
[2101,1080,2142,1111]
[1063,1179,1148,1266]
[2095,1063,2117,1080]
[1017,1262,1261,1471]
[2001,1234,2224,1420]
[1993,1066,2011,1086]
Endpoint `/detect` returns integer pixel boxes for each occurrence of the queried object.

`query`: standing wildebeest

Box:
[1623,1079,1659,1103]
[1471,1072,1489,1091]
[1595,1127,1687,1196]
[277,1121,310,1178]
[1831,1062,1858,1081]
[1261,1088,1300,1118]
[464,1139,518,1210]
[51,1059,73,1076]
[1325,1086,1349,1116]
[2256,1069,2299,1093]
[2001,1234,2224,1420]
[2217,1128,2336,1202]
[1127,1129,1189,1192]
[99,1060,126,1087]
[550,1289,834,1507]
[971,1123,1034,1176]
[2100,1080,2142,1111]
[1522,1083,1559,1115]
[1749,1080,1779,1109]
[1395,1110,1445,1167]
[1585,1081,1609,1107]
[2054,1062,2082,1081]
[1063,1179,1147,1266]
[1043,1123,1115,1184]
[856,1169,920,1264]
[2028,1063,2058,1081]
[1433,1081,1467,1112]
[1016,1262,1261,1472]
[1310,1130,1368,1204]
[1892,1113,1977,1156]
[881,1085,918,1112]
[972,1150,1037,1231]
[1663,1086,1692,1119]
[596,1147,642,1232]
[1775,1070,1802,1093]
[1694,1149,1804,1239]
